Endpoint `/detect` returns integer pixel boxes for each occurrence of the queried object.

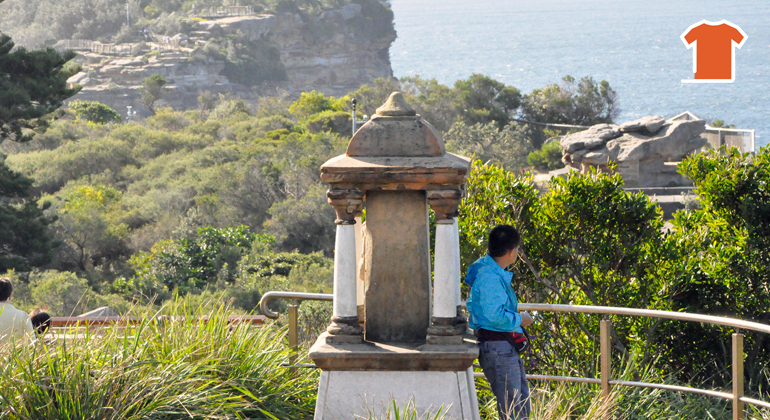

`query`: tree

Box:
[444,120,533,172]
[521,75,619,147]
[454,73,521,129]
[0,34,81,143]
[69,100,121,124]
[0,154,55,271]
[0,15,80,271]
[140,74,168,114]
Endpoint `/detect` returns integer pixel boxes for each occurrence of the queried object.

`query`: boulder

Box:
[192,20,222,33]
[615,119,707,162]
[560,123,621,153]
[216,15,275,41]
[619,115,666,135]
[67,71,89,84]
[559,116,707,187]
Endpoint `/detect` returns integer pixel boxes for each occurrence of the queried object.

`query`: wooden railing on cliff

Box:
[192,6,255,18]
[54,39,180,56]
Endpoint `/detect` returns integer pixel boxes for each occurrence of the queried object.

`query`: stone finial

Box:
[375,92,417,117]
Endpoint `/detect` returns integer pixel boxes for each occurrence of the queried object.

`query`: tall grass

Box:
[0,302,317,419]
[475,351,770,420]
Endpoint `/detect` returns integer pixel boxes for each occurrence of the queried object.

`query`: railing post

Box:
[733,330,744,420]
[288,302,299,373]
[600,318,612,399]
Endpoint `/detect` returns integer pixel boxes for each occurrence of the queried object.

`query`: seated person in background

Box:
[29,309,52,337]
[0,277,33,343]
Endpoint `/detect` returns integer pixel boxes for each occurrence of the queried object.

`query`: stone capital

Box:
[427,189,463,222]
[327,189,364,224]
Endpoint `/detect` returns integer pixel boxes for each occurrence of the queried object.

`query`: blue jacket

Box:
[465,254,523,333]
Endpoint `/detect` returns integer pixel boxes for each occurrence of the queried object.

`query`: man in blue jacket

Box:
[465,225,533,420]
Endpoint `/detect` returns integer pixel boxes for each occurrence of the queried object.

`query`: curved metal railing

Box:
[258,291,770,417]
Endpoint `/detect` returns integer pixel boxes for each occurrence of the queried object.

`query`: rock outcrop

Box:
[65,6,395,117]
[560,116,708,187]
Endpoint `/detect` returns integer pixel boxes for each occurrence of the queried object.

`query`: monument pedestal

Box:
[310,333,480,420]
[316,93,477,420]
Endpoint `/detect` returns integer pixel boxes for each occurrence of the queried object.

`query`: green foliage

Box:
[47,182,132,272]
[130,225,261,293]
[140,74,168,113]
[0,34,81,143]
[0,156,54,272]
[453,73,521,129]
[68,100,121,125]
[709,119,736,129]
[220,38,287,86]
[444,121,533,172]
[305,109,351,135]
[348,0,396,41]
[0,303,318,419]
[526,139,565,171]
[0,0,143,46]
[665,146,770,386]
[521,75,619,147]
[289,90,346,120]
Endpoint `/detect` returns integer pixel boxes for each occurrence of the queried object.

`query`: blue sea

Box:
[389,0,770,147]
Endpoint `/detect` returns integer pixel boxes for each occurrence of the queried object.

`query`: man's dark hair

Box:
[0,277,12,301]
[30,309,51,335]
[488,225,521,258]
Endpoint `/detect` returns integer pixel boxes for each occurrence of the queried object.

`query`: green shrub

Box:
[527,139,565,171]
[68,100,121,125]
[289,90,345,120]
[305,109,351,135]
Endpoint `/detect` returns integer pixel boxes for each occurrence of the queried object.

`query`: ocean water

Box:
[389,0,770,147]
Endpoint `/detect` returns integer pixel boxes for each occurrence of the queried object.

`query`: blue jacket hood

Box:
[464,254,522,333]
[464,254,512,287]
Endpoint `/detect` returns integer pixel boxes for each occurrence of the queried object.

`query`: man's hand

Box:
[520,311,533,327]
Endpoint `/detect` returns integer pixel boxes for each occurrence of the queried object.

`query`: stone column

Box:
[427,190,466,344]
[326,189,364,343]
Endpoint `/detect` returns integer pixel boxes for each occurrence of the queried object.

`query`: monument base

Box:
[313,368,481,420]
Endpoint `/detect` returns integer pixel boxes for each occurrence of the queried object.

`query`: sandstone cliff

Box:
[64,4,395,117]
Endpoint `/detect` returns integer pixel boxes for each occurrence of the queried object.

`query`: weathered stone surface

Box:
[314,369,480,420]
[64,6,394,118]
[309,332,478,371]
[560,123,621,153]
[559,117,707,187]
[217,15,276,40]
[375,92,416,117]
[615,120,707,162]
[67,72,89,85]
[619,115,666,135]
[191,21,222,33]
[363,191,431,343]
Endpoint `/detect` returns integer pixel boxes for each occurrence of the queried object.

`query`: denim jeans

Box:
[478,340,531,420]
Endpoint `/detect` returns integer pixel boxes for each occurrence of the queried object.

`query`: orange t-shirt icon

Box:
[681,20,747,83]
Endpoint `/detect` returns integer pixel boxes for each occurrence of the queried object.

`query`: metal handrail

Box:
[514,303,770,335]
[260,291,333,319]
[257,291,770,418]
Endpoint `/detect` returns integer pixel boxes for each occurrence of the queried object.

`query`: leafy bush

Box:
[526,139,565,171]
[305,109,351,135]
[289,90,346,120]
[68,100,121,124]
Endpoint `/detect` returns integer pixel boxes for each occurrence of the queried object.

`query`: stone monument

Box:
[310,92,479,419]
